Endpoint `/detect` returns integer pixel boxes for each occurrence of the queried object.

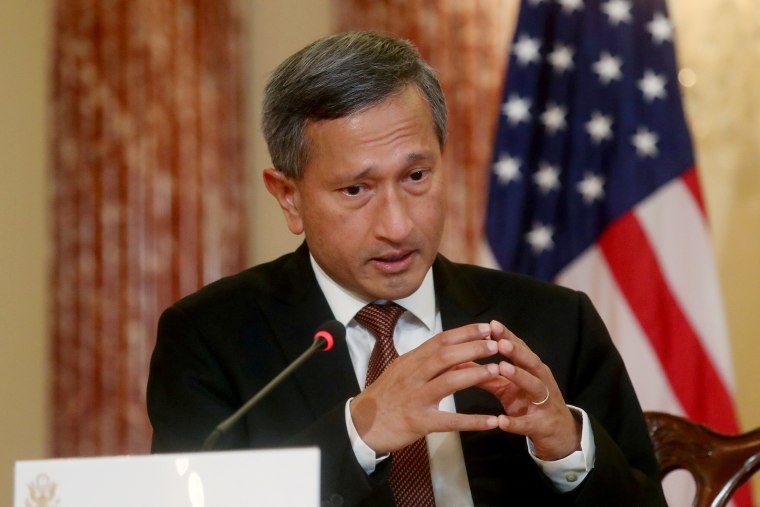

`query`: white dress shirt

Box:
[309,255,595,505]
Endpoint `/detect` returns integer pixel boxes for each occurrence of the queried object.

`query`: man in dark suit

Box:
[147,32,666,506]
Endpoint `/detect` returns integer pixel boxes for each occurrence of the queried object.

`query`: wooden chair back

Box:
[645,411,760,507]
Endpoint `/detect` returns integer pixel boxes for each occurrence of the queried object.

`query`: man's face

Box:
[269,85,446,301]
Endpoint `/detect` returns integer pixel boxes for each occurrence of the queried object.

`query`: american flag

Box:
[482,1,752,505]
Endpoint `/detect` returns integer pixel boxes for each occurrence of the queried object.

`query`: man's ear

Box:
[262,168,304,235]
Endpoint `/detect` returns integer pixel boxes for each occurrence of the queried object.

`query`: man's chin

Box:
[363,273,425,302]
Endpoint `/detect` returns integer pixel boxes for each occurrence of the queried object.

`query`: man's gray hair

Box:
[262,31,448,179]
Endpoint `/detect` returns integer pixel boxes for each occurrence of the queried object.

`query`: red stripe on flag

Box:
[598,211,739,434]
[681,167,706,217]
[667,172,754,507]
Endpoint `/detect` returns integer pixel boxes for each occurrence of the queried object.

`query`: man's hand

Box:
[473,320,581,461]
[349,323,501,455]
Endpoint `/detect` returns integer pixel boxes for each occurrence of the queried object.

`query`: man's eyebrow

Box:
[347,167,375,182]
[406,151,435,163]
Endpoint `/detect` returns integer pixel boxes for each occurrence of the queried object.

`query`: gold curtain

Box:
[50,0,246,456]
[336,0,519,262]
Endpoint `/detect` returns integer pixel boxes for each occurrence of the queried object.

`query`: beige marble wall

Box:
[0,1,51,505]
[668,1,760,500]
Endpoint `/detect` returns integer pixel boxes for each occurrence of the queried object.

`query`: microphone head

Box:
[313,320,345,352]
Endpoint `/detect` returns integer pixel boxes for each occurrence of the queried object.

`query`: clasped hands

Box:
[349,321,581,461]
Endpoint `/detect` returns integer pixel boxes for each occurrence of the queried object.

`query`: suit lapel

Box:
[433,256,504,416]
[259,243,361,419]
[433,255,487,331]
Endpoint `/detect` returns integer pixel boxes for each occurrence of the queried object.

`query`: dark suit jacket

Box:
[147,244,666,506]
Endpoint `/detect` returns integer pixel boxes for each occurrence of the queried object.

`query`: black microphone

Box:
[201,320,346,451]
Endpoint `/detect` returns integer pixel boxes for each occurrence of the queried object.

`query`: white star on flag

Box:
[601,0,633,25]
[533,163,561,194]
[638,70,668,101]
[525,223,555,253]
[593,52,623,84]
[558,0,584,14]
[585,112,614,143]
[631,127,659,157]
[541,103,567,134]
[548,44,575,74]
[493,154,522,184]
[647,12,673,44]
[512,34,542,66]
[576,172,606,203]
[502,95,532,125]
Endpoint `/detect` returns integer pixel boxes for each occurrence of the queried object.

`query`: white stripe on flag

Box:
[634,176,735,393]
[556,245,684,414]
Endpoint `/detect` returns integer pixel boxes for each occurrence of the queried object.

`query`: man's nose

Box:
[375,187,414,242]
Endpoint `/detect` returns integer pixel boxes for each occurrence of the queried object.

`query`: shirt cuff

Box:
[345,398,390,475]
[527,406,596,492]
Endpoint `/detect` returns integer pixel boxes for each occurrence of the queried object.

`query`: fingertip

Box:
[498,414,509,430]
[486,363,498,375]
[486,416,498,429]
[499,360,515,376]
[490,320,505,335]
[476,323,491,338]
[498,338,514,354]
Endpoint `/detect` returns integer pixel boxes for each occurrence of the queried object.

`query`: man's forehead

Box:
[304,87,436,150]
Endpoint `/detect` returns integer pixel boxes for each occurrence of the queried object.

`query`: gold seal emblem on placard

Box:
[25,473,59,507]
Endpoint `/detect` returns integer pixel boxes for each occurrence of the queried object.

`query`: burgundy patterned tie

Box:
[354,303,436,507]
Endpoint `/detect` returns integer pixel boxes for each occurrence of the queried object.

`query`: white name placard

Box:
[15,447,319,507]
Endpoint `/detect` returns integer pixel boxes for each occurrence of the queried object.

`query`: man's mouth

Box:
[371,250,415,272]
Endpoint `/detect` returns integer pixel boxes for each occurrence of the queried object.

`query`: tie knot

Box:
[354,303,406,340]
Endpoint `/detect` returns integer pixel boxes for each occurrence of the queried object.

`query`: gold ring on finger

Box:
[531,387,550,406]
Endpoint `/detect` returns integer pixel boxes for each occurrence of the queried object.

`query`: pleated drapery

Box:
[50,0,246,456]
[337,0,519,262]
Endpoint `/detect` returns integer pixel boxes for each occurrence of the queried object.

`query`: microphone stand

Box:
[201,336,329,451]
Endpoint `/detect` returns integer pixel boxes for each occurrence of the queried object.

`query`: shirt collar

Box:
[309,254,437,331]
